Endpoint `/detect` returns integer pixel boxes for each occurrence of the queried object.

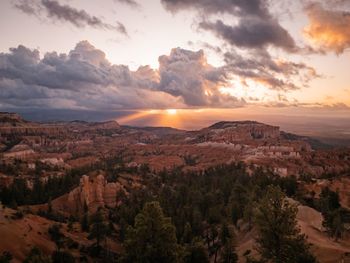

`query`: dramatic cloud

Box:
[222,49,319,91]
[161,0,297,52]
[0,41,245,110]
[304,2,350,54]
[13,0,128,35]
[0,41,172,110]
[157,48,243,107]
[199,18,296,52]
[0,41,319,111]
[161,0,268,16]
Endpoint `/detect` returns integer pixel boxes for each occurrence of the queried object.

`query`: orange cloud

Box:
[304,3,350,54]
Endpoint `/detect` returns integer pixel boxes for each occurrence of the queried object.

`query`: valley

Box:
[1,112,350,263]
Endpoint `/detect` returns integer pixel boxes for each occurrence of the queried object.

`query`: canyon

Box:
[1,112,350,263]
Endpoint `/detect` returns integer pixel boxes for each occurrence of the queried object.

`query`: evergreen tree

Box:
[319,187,340,213]
[80,202,89,232]
[47,197,52,214]
[254,186,317,263]
[318,187,345,240]
[182,222,193,244]
[219,223,238,263]
[88,208,109,248]
[184,239,209,263]
[323,208,345,241]
[51,251,75,263]
[0,251,12,263]
[123,201,180,263]
[48,224,64,252]
[23,247,52,263]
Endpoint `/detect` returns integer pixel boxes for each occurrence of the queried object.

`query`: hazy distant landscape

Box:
[8,108,350,147]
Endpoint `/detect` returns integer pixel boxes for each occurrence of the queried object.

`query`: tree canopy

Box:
[123,201,180,263]
[254,186,316,263]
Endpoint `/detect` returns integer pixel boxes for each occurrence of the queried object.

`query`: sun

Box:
[166,109,177,115]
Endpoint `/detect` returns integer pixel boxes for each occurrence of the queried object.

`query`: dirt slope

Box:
[236,200,350,263]
[0,207,56,262]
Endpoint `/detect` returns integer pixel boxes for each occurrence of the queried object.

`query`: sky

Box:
[0,0,350,132]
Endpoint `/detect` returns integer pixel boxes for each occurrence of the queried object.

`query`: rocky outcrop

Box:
[0,112,120,136]
[0,125,67,136]
[52,171,125,215]
[2,143,35,159]
[0,112,26,125]
[195,121,280,143]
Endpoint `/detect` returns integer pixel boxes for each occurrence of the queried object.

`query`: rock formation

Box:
[0,112,120,136]
[52,171,125,215]
[2,143,35,159]
[195,121,280,143]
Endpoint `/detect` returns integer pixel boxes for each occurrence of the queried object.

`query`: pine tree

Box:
[123,201,180,263]
[254,185,317,263]
[219,223,238,263]
[323,208,345,241]
[80,201,89,232]
[184,238,209,263]
[182,222,193,244]
[23,247,52,263]
[0,251,13,263]
[319,187,344,240]
[88,208,108,248]
[47,197,52,214]
[48,224,64,252]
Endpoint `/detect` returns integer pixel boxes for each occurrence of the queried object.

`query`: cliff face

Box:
[0,112,25,124]
[52,172,125,215]
[0,112,120,135]
[196,121,280,143]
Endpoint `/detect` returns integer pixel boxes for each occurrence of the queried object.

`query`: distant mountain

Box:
[0,112,335,149]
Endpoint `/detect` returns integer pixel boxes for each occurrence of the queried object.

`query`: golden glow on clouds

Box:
[304,3,350,54]
[304,24,350,53]
[219,79,274,103]
[1,0,349,111]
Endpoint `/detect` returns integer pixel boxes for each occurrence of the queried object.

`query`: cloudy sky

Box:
[0,0,350,129]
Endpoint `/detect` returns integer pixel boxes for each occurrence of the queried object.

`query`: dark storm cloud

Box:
[0,41,245,110]
[161,0,268,17]
[161,0,298,52]
[222,49,319,91]
[0,41,318,110]
[0,41,168,110]
[13,0,128,35]
[199,18,297,52]
[41,0,109,28]
[160,1,317,90]
[0,42,130,91]
[157,48,243,107]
